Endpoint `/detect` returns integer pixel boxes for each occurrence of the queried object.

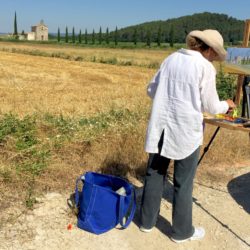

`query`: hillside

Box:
[116,12,244,44]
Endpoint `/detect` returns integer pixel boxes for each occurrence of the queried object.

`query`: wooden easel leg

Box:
[235,75,244,106]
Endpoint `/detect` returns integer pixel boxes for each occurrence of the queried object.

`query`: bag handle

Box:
[119,187,136,228]
[75,175,85,206]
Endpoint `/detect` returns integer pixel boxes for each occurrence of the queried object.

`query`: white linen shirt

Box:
[145,48,229,160]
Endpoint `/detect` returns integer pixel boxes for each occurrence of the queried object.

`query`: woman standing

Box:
[140,29,235,243]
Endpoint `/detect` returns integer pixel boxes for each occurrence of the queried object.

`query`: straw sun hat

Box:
[186,29,227,61]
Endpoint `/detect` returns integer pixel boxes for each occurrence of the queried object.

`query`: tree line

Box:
[56,12,245,46]
[56,25,174,47]
[12,11,245,47]
[117,12,245,44]
[56,26,121,46]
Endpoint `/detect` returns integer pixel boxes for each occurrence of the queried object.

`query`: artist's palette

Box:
[214,114,248,124]
[203,112,250,131]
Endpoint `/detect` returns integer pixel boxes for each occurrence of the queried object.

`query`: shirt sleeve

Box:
[200,66,229,115]
[147,69,161,99]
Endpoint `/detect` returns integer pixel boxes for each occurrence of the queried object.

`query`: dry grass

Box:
[0,44,249,208]
[0,51,155,116]
[0,41,168,68]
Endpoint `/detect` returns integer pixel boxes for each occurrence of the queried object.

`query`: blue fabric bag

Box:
[75,171,136,235]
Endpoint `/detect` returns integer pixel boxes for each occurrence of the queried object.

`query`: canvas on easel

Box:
[225,48,250,75]
[225,48,250,118]
[232,19,250,106]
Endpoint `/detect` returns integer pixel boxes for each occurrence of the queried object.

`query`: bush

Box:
[216,64,237,100]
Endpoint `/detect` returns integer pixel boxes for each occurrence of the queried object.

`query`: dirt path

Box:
[1,166,250,250]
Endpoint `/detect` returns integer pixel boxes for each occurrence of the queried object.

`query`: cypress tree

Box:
[78,29,82,44]
[106,27,110,44]
[98,26,102,44]
[157,26,162,46]
[65,26,68,43]
[140,29,144,43]
[57,28,61,42]
[133,28,138,45]
[146,29,151,47]
[114,26,118,46]
[169,25,174,47]
[92,29,95,44]
[228,30,233,44]
[14,11,18,38]
[85,29,88,44]
[72,27,75,43]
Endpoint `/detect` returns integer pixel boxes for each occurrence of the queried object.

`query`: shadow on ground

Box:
[67,168,250,247]
[227,172,250,214]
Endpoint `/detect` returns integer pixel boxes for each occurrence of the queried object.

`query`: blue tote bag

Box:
[75,171,136,235]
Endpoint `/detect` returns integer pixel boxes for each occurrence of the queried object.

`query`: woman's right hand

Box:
[226,99,236,110]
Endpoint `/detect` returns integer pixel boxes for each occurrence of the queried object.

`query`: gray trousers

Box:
[140,147,200,240]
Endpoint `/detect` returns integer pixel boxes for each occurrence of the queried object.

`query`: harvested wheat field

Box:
[0,45,249,250]
[0,42,168,69]
[0,50,155,116]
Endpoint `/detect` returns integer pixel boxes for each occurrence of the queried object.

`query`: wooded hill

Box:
[115,12,244,44]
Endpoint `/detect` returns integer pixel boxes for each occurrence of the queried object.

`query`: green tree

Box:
[57,28,61,42]
[14,11,18,38]
[140,29,144,43]
[229,29,234,44]
[92,29,95,44]
[113,12,244,44]
[65,26,69,43]
[78,29,82,44]
[72,27,75,43]
[216,65,236,100]
[146,29,151,47]
[85,29,88,44]
[98,27,102,44]
[133,28,138,45]
[169,25,174,47]
[157,26,162,46]
[106,27,110,44]
[114,26,118,46]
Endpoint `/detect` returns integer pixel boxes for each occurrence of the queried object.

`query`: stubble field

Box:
[0,42,249,217]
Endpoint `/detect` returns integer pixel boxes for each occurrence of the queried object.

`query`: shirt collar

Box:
[178,48,216,72]
[178,48,203,58]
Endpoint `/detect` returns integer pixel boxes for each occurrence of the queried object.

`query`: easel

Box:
[235,19,250,106]
[198,19,250,166]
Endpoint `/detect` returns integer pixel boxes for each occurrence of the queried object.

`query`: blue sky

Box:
[0,0,249,33]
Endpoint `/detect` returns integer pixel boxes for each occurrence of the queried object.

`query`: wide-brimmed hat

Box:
[186,29,227,61]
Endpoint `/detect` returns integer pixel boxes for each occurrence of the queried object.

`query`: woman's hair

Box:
[187,36,209,52]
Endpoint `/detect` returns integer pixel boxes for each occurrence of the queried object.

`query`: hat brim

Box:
[186,31,227,61]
